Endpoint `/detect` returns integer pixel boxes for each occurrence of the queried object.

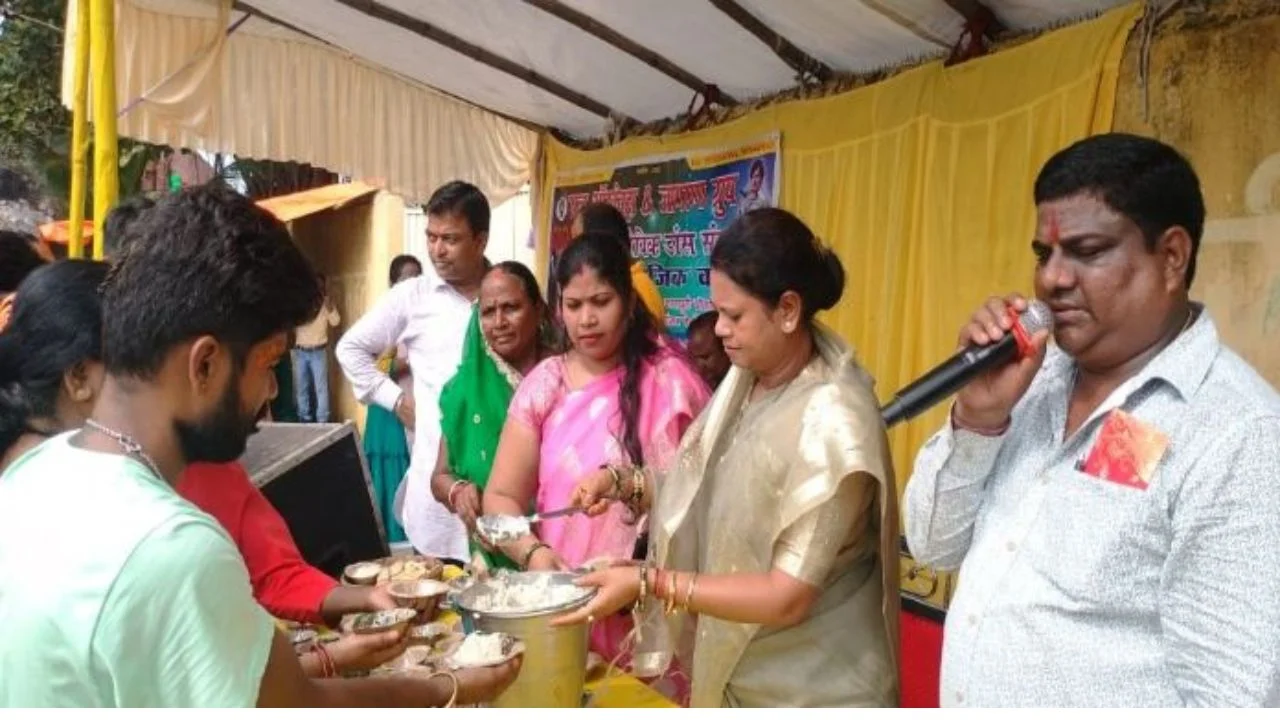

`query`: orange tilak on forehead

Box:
[1044,209,1061,245]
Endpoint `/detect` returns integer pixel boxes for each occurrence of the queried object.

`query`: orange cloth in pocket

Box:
[1079,409,1169,490]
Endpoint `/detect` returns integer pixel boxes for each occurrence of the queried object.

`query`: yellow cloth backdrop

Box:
[537,4,1140,500]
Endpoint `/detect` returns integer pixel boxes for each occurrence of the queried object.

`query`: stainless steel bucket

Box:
[455,571,595,708]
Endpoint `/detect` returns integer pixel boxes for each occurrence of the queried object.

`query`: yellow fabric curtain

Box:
[537,3,1140,497]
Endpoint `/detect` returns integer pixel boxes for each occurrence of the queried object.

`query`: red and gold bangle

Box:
[312,641,337,678]
[309,641,325,677]
[682,573,698,613]
[323,644,337,678]
[664,571,679,616]
[654,567,679,615]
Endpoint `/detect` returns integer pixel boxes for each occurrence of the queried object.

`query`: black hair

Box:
[0,230,48,294]
[574,202,631,258]
[687,310,719,337]
[1034,132,1206,287]
[0,260,109,456]
[710,207,845,324]
[555,232,658,467]
[424,180,490,235]
[102,194,157,261]
[487,261,544,308]
[102,184,322,378]
[749,159,765,180]
[388,254,422,286]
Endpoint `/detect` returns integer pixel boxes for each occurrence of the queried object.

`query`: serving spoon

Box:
[475,506,581,545]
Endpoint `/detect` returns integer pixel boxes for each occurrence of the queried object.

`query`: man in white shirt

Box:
[903,133,1280,706]
[337,181,489,562]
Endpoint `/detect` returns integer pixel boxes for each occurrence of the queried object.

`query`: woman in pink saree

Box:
[483,231,710,671]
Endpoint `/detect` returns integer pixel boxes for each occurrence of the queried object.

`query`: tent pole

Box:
[67,0,91,259]
[89,0,119,260]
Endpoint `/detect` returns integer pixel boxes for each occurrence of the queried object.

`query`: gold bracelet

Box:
[629,467,645,511]
[664,570,679,616]
[605,464,624,500]
[682,573,698,613]
[636,562,649,614]
[424,670,460,707]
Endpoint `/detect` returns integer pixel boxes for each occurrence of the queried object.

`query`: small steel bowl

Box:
[386,578,451,622]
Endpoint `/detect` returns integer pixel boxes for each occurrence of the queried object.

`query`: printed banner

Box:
[547,134,781,339]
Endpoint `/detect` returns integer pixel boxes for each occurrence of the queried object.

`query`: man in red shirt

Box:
[177,461,396,626]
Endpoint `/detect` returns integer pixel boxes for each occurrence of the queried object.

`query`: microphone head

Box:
[1019,299,1054,335]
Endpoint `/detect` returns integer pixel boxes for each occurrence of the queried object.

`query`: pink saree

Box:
[508,343,711,665]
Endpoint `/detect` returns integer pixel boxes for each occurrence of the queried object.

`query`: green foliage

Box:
[0,0,68,166]
[35,131,171,216]
[0,1,173,217]
[0,1,338,215]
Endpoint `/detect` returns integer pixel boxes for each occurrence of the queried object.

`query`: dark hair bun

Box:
[811,246,846,312]
[709,208,846,322]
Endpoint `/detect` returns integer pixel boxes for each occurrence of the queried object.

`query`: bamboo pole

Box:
[89,0,119,260]
[67,0,91,259]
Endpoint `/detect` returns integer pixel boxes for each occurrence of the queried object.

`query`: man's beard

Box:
[174,381,264,465]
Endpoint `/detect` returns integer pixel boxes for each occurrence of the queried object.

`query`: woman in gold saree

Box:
[553,208,900,707]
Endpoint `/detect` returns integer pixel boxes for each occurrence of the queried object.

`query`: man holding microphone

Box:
[904,133,1280,707]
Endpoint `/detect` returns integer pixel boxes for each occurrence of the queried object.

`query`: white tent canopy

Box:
[225,0,1130,137]
[64,0,1129,203]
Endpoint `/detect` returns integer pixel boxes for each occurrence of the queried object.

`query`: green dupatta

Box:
[437,306,524,571]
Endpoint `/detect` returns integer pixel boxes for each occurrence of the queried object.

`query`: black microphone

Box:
[881,300,1053,428]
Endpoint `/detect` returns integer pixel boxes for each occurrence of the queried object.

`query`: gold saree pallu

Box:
[635,325,901,707]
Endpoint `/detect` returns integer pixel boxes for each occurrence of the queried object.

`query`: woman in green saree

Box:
[362,255,422,544]
[554,209,900,707]
[431,261,556,571]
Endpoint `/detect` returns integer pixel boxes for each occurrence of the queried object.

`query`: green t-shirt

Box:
[0,434,274,707]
